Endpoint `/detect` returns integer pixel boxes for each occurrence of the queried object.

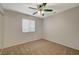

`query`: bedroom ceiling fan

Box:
[28,3,53,16]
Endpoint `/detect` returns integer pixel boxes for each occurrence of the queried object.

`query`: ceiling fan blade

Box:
[38,3,47,8]
[44,9,53,12]
[29,7,37,10]
[43,3,47,6]
[33,11,38,15]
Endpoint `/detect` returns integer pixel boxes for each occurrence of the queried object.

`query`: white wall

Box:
[0,4,4,49]
[43,6,79,50]
[0,13,3,49]
[3,10,43,48]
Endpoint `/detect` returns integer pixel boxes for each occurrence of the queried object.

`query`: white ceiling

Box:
[1,3,79,18]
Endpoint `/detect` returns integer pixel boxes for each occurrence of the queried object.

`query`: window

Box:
[22,19,35,32]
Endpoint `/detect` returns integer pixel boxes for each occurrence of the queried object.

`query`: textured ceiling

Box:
[1,3,79,18]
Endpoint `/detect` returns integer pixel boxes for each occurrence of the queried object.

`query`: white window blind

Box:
[22,19,35,32]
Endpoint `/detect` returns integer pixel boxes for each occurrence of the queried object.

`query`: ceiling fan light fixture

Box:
[37,11,44,15]
[29,3,53,16]
[41,11,44,14]
[38,11,40,14]
[37,11,41,15]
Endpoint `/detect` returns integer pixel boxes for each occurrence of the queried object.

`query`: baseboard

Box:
[44,39,79,51]
[2,38,79,51]
[2,38,42,49]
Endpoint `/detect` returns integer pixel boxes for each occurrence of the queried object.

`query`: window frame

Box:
[22,18,36,33]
